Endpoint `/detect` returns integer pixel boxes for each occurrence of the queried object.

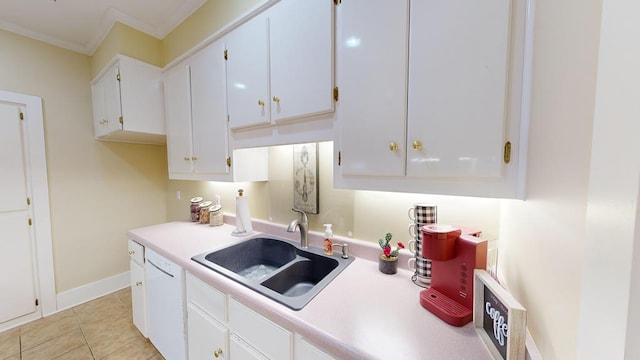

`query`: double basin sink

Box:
[192,236,354,310]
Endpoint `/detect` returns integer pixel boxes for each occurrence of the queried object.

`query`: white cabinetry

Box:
[186,274,297,360]
[164,40,268,182]
[294,335,335,360]
[226,0,334,130]
[228,298,292,360]
[92,55,165,145]
[335,0,532,199]
[128,240,147,337]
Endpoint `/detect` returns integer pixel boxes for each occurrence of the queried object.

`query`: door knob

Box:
[135,281,142,287]
[389,142,398,151]
[214,348,223,358]
[412,140,423,150]
[128,250,135,256]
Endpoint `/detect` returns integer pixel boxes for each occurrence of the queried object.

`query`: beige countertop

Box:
[128,220,492,360]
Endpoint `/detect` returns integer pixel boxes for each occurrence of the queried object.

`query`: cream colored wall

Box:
[0,29,168,293]
[91,22,162,78]
[498,0,602,359]
[166,142,499,247]
[162,0,262,65]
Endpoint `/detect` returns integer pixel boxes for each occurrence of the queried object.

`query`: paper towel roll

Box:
[234,191,252,235]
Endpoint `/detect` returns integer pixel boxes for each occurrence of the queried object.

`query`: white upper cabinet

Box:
[164,41,268,182]
[91,55,165,145]
[268,0,334,123]
[164,64,194,175]
[226,0,334,130]
[335,0,532,199]
[190,41,231,176]
[406,0,510,178]
[226,13,270,129]
[336,0,409,177]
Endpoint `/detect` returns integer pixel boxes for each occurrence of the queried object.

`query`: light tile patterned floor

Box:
[0,287,162,360]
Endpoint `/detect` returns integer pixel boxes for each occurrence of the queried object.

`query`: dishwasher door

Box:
[145,249,187,360]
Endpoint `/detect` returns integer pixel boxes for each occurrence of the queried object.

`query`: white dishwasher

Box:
[145,249,187,360]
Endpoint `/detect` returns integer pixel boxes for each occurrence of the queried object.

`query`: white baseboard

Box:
[56,271,130,311]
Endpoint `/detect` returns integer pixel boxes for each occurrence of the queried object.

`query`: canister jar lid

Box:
[209,204,222,213]
[190,196,203,204]
[199,200,213,208]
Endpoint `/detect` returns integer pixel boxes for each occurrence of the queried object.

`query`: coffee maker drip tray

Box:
[420,288,473,327]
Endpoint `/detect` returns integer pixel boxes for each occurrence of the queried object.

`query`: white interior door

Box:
[0,101,37,323]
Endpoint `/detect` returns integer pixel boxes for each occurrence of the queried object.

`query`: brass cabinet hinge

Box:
[27,197,31,205]
[119,116,124,125]
[503,141,512,164]
[224,50,228,60]
[19,112,24,120]
[226,157,231,167]
[338,151,341,166]
[116,73,121,81]
[333,87,339,102]
[35,298,39,306]
[28,218,32,226]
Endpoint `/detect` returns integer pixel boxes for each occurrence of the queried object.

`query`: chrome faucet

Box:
[287,208,309,248]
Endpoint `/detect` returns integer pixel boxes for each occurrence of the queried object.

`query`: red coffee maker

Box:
[419,224,487,327]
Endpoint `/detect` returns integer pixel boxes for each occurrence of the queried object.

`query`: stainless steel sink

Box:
[191,236,354,310]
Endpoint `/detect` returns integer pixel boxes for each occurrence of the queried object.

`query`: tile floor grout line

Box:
[74,313,96,360]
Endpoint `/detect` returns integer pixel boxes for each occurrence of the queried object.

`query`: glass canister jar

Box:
[209,204,223,226]
[198,201,213,224]
[190,197,203,222]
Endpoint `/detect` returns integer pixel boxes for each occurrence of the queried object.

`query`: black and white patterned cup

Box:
[407,204,438,224]
[408,256,432,282]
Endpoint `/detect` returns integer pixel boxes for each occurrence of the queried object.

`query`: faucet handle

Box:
[291,208,308,222]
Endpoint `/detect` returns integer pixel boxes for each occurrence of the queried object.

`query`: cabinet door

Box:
[91,79,108,138]
[269,0,334,122]
[103,63,123,135]
[164,64,194,175]
[188,304,228,360]
[190,40,231,176]
[230,333,268,360]
[229,298,292,360]
[294,335,335,360]
[406,0,511,178]
[226,13,270,129]
[336,0,409,176]
[130,260,147,337]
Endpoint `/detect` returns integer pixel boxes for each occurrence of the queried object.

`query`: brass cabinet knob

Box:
[257,99,265,106]
[389,142,399,151]
[272,96,280,103]
[214,349,223,358]
[184,157,190,161]
[128,250,135,256]
[191,156,198,161]
[135,281,142,287]
[412,140,423,150]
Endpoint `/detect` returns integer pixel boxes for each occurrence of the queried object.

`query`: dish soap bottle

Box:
[323,224,334,255]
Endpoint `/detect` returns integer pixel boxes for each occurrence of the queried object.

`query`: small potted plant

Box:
[378,232,404,274]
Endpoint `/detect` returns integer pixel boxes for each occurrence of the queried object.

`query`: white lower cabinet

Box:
[187,303,228,360]
[229,333,269,360]
[228,298,292,360]
[187,272,336,360]
[128,240,147,337]
[294,335,335,360]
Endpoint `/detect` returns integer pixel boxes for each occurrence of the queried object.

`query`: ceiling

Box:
[0,0,207,55]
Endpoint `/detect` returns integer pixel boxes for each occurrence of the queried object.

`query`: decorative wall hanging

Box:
[293,143,319,214]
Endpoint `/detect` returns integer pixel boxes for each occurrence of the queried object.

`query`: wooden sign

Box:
[473,270,527,360]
